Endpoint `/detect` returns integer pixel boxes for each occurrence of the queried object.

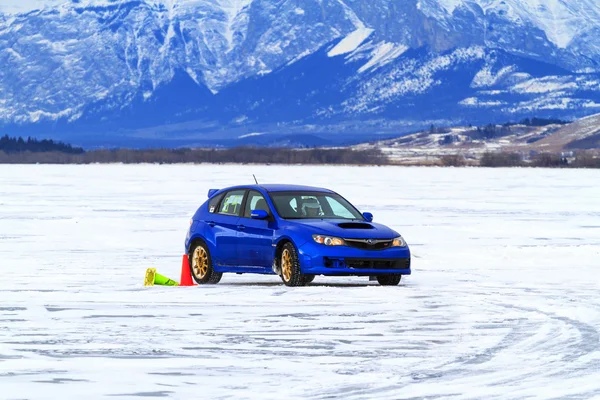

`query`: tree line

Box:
[0,146,386,165]
[1,134,599,168]
[0,135,84,154]
[442,151,600,168]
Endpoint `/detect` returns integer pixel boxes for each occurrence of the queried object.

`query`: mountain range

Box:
[1,0,600,147]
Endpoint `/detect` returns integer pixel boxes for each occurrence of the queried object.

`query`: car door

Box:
[209,189,245,266]
[237,190,276,270]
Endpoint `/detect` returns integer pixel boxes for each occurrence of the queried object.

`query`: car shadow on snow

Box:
[221,282,403,288]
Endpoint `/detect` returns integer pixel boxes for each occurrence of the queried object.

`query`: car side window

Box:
[208,193,224,213]
[243,191,270,218]
[218,190,245,216]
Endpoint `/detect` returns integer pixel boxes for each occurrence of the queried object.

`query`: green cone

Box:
[144,268,179,286]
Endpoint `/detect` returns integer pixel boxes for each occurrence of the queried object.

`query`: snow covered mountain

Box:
[1,0,600,147]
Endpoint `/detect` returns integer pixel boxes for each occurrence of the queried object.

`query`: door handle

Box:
[237,225,246,231]
[207,221,215,227]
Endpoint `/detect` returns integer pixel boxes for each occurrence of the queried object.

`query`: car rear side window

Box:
[208,193,225,213]
[218,190,245,216]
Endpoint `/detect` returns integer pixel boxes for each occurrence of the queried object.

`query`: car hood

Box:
[288,219,400,239]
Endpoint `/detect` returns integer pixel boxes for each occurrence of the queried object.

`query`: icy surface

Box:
[1,164,600,399]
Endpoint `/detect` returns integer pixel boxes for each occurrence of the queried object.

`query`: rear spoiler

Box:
[207,189,219,198]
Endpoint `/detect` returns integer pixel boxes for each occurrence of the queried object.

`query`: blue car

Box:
[184,184,411,286]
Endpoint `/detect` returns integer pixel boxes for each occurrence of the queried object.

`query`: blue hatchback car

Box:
[185,184,411,286]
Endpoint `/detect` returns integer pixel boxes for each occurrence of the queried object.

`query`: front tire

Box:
[280,242,306,287]
[189,241,222,284]
[376,274,402,286]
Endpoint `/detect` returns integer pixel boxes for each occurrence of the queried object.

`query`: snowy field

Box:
[1,164,600,400]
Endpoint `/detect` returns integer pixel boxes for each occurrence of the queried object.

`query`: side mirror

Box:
[363,212,373,222]
[251,210,269,220]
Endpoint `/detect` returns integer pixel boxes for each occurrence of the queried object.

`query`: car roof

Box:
[260,184,333,193]
[219,184,334,193]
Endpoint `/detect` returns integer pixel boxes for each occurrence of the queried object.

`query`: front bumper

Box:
[297,240,412,276]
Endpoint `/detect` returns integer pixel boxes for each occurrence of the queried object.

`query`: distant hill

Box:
[353,114,600,165]
[534,114,600,152]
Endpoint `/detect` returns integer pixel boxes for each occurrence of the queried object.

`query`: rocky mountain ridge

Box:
[1,0,600,147]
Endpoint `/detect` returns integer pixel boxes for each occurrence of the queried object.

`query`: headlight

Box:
[313,234,346,246]
[392,236,407,247]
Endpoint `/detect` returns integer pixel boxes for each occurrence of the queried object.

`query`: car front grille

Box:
[344,238,394,250]
[326,258,411,270]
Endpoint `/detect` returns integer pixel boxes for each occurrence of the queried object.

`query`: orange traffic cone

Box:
[179,254,195,286]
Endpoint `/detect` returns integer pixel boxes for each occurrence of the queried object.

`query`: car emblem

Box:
[367,239,374,245]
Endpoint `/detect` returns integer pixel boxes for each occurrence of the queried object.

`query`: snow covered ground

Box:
[1,164,600,399]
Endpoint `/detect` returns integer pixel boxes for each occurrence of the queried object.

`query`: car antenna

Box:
[253,174,259,184]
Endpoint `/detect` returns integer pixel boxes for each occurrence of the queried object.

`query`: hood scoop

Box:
[337,222,374,229]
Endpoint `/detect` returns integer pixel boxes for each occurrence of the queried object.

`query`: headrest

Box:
[254,198,268,211]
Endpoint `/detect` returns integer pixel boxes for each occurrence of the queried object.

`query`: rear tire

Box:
[189,241,222,284]
[280,242,306,287]
[376,274,401,286]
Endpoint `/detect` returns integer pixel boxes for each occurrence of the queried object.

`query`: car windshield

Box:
[269,191,364,220]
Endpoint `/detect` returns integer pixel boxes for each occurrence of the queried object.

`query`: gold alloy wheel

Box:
[281,249,293,282]
[192,246,209,279]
